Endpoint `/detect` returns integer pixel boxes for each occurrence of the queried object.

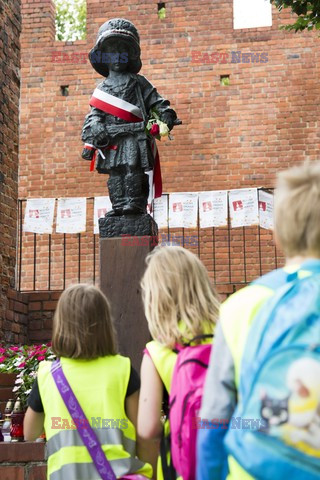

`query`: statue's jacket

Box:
[81,73,176,173]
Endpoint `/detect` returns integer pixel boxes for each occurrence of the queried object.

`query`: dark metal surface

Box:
[81,18,179,235]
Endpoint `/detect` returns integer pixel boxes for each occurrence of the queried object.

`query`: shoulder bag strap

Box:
[51,359,116,480]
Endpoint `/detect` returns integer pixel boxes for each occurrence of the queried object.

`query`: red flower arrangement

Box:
[0,343,55,409]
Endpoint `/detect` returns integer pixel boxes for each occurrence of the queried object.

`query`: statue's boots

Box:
[107,174,126,215]
[123,171,149,214]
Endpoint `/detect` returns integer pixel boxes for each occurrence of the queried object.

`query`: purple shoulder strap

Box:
[51,359,116,480]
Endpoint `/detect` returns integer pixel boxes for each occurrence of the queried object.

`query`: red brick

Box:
[27,292,50,301]
[0,466,24,480]
[0,442,46,462]
[49,291,62,300]
[42,301,58,311]
[28,465,47,480]
[28,302,41,311]
[0,373,17,386]
[28,330,52,342]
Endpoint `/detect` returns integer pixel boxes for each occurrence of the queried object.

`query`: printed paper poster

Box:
[56,197,87,233]
[169,193,198,228]
[199,191,228,228]
[23,198,55,234]
[229,188,259,228]
[153,195,168,228]
[94,196,112,234]
[258,190,274,230]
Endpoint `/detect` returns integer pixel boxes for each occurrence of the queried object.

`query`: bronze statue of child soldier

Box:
[81,18,179,217]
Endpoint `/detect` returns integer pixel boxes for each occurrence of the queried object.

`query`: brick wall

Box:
[2,290,60,344]
[0,443,46,480]
[26,287,238,343]
[18,1,319,286]
[5,290,28,344]
[6,285,233,346]
[0,373,16,415]
[27,291,61,343]
[0,0,21,337]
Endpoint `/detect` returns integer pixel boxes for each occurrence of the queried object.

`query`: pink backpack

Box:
[169,335,213,480]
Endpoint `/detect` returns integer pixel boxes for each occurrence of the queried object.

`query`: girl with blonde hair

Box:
[137,246,220,479]
[24,283,152,480]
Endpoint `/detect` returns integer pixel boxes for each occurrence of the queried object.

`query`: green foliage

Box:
[55,0,86,42]
[271,0,320,31]
[220,76,230,86]
[158,7,166,20]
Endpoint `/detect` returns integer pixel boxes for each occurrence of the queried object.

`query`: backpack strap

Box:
[160,429,177,480]
[183,333,213,346]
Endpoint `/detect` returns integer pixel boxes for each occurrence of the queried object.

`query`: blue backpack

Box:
[224,260,320,480]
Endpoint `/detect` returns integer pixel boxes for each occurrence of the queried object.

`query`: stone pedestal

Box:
[99,213,158,238]
[100,237,156,371]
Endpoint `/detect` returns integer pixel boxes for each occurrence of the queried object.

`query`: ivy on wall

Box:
[54,0,86,41]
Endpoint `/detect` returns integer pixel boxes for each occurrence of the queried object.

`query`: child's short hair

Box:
[274,162,320,258]
[141,246,220,348]
[52,284,117,359]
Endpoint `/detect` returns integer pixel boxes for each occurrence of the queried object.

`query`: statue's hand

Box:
[160,113,175,131]
[95,131,110,147]
[82,147,95,161]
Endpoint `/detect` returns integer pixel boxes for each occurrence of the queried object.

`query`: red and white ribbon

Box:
[151,138,162,199]
[84,143,118,171]
[89,88,143,123]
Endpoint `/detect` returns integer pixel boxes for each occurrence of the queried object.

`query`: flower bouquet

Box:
[0,344,55,410]
[146,108,171,140]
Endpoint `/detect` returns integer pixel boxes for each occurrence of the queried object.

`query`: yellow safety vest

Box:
[146,340,177,480]
[38,355,152,480]
[220,265,313,480]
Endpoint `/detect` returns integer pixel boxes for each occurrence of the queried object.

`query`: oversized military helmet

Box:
[89,18,142,77]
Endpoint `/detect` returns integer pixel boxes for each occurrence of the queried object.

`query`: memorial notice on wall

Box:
[229,188,259,228]
[169,193,198,228]
[153,194,168,228]
[93,196,112,234]
[23,198,55,234]
[199,191,228,228]
[258,190,274,230]
[56,198,87,234]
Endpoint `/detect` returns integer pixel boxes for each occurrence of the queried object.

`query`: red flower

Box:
[150,123,160,136]
[19,362,26,368]
[37,356,45,361]
[0,347,5,354]
[0,356,6,363]
[10,346,20,352]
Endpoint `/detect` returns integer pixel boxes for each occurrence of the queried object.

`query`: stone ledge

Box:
[0,442,46,462]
